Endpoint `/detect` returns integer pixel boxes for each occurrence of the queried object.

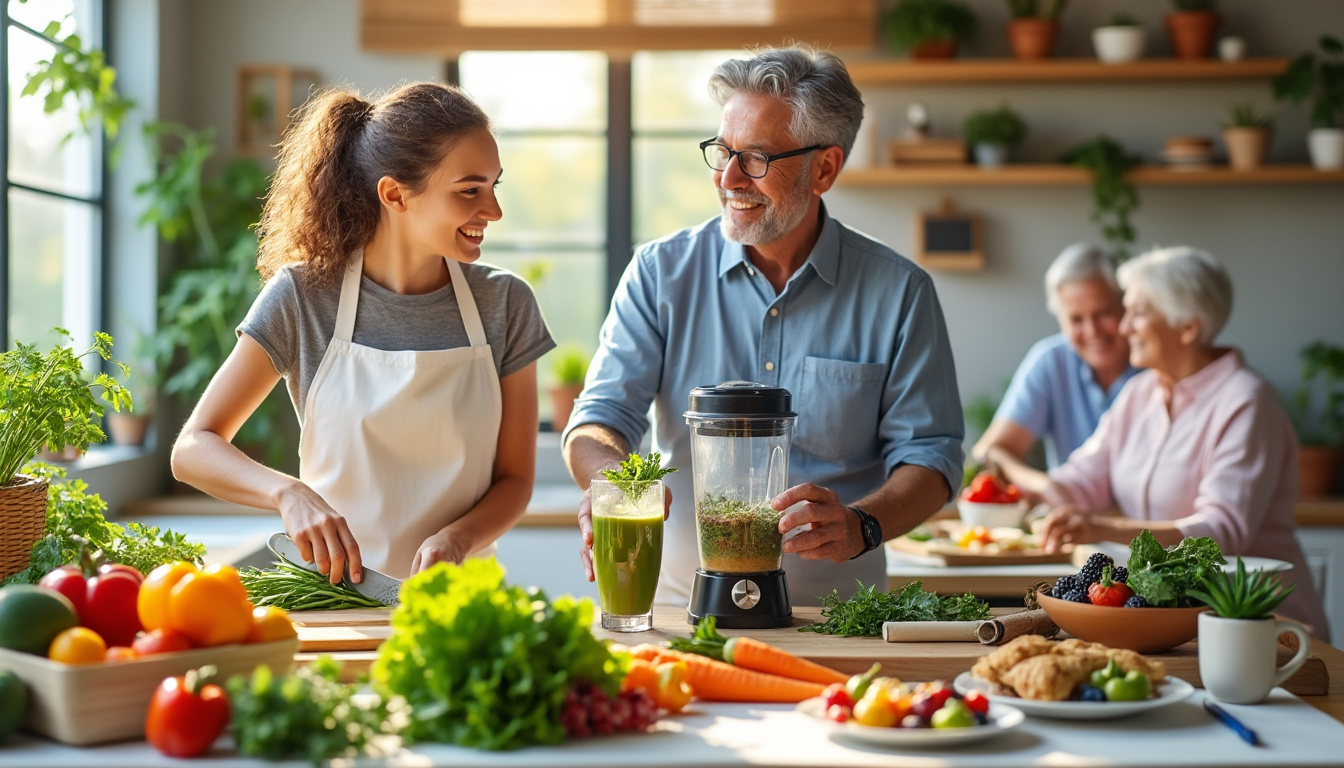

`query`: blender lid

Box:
[684,381,796,420]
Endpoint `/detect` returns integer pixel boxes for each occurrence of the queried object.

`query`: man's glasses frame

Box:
[699,139,823,179]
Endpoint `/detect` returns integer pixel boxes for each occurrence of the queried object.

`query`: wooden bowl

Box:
[1037,591,1207,654]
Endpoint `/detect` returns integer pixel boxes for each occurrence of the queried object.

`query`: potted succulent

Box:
[1165,0,1220,60]
[882,0,977,60]
[548,346,590,433]
[1093,12,1146,64]
[1289,340,1344,497]
[1273,35,1344,170]
[962,104,1027,167]
[1005,0,1067,60]
[1222,102,1273,171]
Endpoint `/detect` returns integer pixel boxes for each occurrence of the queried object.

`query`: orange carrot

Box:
[657,648,825,703]
[723,636,849,686]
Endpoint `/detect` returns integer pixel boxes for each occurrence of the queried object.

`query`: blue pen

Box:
[1203,700,1261,746]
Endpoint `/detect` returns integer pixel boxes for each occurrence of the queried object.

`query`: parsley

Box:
[601,451,676,501]
[801,580,991,637]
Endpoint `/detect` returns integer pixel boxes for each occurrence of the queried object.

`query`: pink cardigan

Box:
[1049,348,1330,639]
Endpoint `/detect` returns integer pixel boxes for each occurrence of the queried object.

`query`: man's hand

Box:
[775,483,863,562]
[1038,504,1099,553]
[578,482,672,581]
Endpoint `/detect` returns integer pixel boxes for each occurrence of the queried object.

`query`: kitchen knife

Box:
[267,531,402,606]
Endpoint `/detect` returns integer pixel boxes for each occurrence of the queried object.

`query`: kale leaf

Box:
[1126,529,1226,607]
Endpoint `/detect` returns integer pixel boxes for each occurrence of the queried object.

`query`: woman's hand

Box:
[411,530,469,575]
[276,482,363,585]
[1038,504,1101,553]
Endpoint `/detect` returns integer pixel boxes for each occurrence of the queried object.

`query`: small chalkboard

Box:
[916,199,984,271]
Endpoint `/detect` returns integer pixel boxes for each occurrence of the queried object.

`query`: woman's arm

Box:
[171,334,361,584]
[411,362,539,574]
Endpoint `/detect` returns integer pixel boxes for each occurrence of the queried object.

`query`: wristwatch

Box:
[847,505,883,559]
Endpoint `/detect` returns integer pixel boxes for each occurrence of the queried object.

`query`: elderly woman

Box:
[1036,246,1329,639]
[974,244,1140,482]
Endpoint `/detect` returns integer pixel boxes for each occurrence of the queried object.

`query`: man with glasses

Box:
[563,45,963,606]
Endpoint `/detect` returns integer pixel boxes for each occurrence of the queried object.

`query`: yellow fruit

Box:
[48,627,107,665]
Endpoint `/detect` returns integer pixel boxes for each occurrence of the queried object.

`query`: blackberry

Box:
[1123,595,1148,608]
[1053,574,1079,596]
[1112,566,1129,583]
[1061,587,1090,604]
[1079,552,1114,585]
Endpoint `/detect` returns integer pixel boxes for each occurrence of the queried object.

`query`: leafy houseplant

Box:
[548,346,591,432]
[1222,103,1274,171]
[1093,13,1146,64]
[1005,0,1067,60]
[882,0,976,60]
[1061,136,1142,259]
[1290,340,1344,496]
[1273,35,1344,170]
[962,105,1027,167]
[1165,0,1220,60]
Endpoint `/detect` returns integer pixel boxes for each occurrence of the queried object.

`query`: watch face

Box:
[862,516,882,550]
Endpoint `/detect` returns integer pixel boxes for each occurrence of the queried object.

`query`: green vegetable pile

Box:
[602,451,676,500]
[802,580,991,637]
[227,657,400,765]
[371,558,623,751]
[2,463,204,585]
[1125,530,1226,608]
[697,493,783,571]
[239,556,386,611]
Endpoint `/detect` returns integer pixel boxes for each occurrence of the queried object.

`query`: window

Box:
[3,0,105,351]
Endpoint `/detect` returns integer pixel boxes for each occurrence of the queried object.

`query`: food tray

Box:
[0,637,298,745]
[888,520,1073,566]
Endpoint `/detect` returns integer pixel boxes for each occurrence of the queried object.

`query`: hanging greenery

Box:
[1060,135,1142,260]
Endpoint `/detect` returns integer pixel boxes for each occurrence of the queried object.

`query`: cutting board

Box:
[290,607,393,652]
[888,520,1074,566]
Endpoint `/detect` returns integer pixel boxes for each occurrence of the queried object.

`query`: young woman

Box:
[172,83,554,582]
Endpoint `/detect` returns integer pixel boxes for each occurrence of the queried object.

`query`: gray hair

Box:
[1044,243,1121,315]
[1117,246,1233,345]
[708,45,864,167]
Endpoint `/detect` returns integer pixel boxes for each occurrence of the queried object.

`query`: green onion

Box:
[239,557,385,611]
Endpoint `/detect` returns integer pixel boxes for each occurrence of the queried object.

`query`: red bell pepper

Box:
[145,666,230,758]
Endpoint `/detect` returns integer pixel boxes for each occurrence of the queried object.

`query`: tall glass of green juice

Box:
[591,479,664,632]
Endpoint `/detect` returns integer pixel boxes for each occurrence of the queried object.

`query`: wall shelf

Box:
[844,57,1290,86]
[837,164,1344,187]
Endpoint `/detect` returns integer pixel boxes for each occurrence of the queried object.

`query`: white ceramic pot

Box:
[1198,612,1311,704]
[1092,26,1146,64]
[1218,35,1246,61]
[972,143,1009,168]
[1308,127,1344,170]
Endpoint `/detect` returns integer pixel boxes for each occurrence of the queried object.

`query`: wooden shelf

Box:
[837,164,1344,187]
[844,57,1290,85]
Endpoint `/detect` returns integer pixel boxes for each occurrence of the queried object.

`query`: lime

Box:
[0,584,79,655]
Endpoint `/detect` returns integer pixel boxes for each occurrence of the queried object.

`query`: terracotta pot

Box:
[37,443,82,462]
[549,383,585,433]
[0,474,49,581]
[1165,11,1220,60]
[910,40,958,60]
[1008,18,1059,60]
[1299,445,1342,498]
[1223,127,1270,170]
[108,412,151,447]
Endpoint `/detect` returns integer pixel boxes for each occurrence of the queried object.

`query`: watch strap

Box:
[847,505,882,559]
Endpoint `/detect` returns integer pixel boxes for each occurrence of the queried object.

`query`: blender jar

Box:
[684,382,797,574]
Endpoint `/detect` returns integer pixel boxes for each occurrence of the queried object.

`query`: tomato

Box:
[820,683,853,711]
[105,646,138,661]
[1087,565,1133,607]
[48,627,107,664]
[962,690,990,714]
[168,572,252,647]
[83,569,144,647]
[145,668,230,757]
[246,606,297,644]
[138,562,199,632]
[853,696,898,728]
[132,628,195,656]
[37,566,87,615]
[99,563,145,584]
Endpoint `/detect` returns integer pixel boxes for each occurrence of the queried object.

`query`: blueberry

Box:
[1123,595,1148,608]
[1079,684,1107,702]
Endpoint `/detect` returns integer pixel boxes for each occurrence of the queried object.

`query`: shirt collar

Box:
[717,201,840,286]
[1161,347,1243,409]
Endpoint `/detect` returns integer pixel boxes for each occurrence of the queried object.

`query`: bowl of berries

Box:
[1037,552,1208,654]
[958,472,1029,530]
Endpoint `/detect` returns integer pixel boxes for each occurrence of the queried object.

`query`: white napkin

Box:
[881,621,982,642]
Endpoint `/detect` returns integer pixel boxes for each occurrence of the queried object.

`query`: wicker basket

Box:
[0,473,49,581]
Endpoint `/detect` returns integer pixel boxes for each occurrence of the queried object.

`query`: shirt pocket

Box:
[793,356,887,461]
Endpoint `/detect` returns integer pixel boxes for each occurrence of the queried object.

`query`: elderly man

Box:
[973,243,1140,485]
[562,45,963,605]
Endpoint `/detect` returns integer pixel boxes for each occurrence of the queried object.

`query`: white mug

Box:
[1198,612,1311,704]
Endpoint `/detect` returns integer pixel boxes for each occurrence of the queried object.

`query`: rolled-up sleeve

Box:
[562,247,664,451]
[879,271,964,500]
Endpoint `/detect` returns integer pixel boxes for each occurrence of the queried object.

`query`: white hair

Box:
[1044,243,1121,315]
[1117,246,1233,345]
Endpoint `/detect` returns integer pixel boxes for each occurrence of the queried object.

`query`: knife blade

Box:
[267,531,402,606]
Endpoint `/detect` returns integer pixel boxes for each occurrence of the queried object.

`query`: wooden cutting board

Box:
[290,608,394,652]
[288,607,394,627]
[888,520,1074,566]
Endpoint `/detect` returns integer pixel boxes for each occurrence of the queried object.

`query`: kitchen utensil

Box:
[267,531,402,606]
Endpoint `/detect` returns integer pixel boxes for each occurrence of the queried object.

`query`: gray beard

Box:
[718,165,813,245]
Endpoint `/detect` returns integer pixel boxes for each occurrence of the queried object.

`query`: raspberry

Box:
[1123,595,1148,608]
[1079,552,1114,585]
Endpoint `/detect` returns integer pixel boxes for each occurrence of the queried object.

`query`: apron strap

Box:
[446,259,488,348]
[334,249,364,342]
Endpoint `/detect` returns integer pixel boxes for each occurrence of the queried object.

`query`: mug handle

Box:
[1272,620,1312,687]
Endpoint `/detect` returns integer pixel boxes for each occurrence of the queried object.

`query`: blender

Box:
[684,382,796,628]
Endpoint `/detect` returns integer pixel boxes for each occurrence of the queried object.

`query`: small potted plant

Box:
[1289,340,1344,497]
[1093,12,1146,64]
[1273,35,1344,170]
[548,346,590,433]
[1061,135,1142,260]
[1222,102,1273,171]
[882,0,977,60]
[1005,0,1067,60]
[962,104,1027,167]
[1165,0,1220,60]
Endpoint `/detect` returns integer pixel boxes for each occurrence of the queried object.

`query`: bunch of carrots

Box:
[626,617,849,705]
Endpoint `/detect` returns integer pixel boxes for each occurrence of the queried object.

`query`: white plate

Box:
[952,672,1194,720]
[797,697,1024,747]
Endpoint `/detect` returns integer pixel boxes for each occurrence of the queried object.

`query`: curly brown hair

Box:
[256,82,491,285]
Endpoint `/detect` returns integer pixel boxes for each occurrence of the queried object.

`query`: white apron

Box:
[297,250,502,578]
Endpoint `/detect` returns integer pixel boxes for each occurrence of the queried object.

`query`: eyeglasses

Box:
[699,139,822,179]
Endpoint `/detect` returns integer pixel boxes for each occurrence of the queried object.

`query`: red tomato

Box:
[99,563,146,584]
[963,690,990,714]
[38,566,87,615]
[145,669,230,758]
[84,570,144,648]
[132,628,195,656]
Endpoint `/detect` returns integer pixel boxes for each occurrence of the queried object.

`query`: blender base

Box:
[687,568,792,629]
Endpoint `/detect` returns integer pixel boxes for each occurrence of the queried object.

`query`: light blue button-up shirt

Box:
[565,207,964,605]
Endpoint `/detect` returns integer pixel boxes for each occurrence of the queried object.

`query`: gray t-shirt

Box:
[238,261,555,421]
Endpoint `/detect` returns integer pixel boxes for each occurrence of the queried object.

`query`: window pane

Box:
[6,0,76,34]
[7,25,101,197]
[632,50,738,132]
[460,51,607,132]
[8,188,99,349]
[493,135,605,247]
[633,137,722,244]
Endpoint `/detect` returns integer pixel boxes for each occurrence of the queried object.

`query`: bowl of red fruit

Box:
[958,472,1029,530]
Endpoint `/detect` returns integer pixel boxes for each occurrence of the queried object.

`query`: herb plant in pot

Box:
[1273,35,1344,170]
[962,104,1027,167]
[1290,340,1344,497]
[883,0,976,60]
[1222,102,1273,171]
[1165,0,1220,60]
[1005,0,1067,61]
[1092,12,1146,64]
[1189,560,1311,704]
[548,346,590,433]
